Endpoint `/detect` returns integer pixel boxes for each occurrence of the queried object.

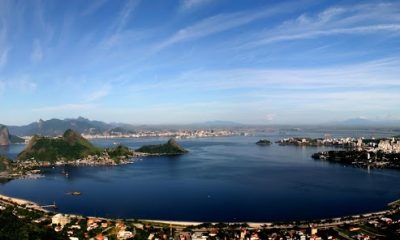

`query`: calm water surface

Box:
[1,129,400,222]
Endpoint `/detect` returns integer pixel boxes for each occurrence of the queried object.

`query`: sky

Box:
[0,0,400,125]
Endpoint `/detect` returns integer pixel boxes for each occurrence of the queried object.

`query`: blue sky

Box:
[0,0,400,125]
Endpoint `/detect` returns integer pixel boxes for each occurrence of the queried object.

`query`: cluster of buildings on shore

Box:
[82,129,239,140]
[374,138,400,153]
[277,137,360,147]
[277,136,400,154]
[14,152,134,170]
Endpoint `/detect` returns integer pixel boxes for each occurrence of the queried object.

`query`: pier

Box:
[40,201,57,209]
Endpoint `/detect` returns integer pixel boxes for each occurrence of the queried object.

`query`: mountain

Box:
[9,135,24,144]
[136,138,188,155]
[0,125,25,145]
[332,118,400,127]
[191,120,244,127]
[0,126,10,146]
[18,129,101,162]
[8,117,114,136]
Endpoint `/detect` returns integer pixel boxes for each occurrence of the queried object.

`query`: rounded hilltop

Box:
[256,139,272,145]
[136,138,188,155]
[18,129,101,162]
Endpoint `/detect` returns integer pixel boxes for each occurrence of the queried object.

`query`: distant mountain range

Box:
[194,120,244,127]
[331,118,400,127]
[7,117,114,136]
[3,117,245,137]
[3,117,398,137]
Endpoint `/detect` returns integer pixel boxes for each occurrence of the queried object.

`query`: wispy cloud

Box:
[0,14,9,68]
[86,85,112,101]
[33,103,95,112]
[246,2,400,47]
[81,0,108,16]
[31,39,43,63]
[7,77,37,93]
[0,80,4,94]
[113,0,140,34]
[151,58,400,91]
[156,2,296,51]
[100,0,141,48]
[0,47,9,68]
[179,0,214,12]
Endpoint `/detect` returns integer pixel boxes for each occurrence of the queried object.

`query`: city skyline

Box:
[1,0,400,125]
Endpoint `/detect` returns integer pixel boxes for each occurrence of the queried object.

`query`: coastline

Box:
[0,193,49,213]
[0,192,397,228]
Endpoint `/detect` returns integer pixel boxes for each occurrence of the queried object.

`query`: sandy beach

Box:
[0,193,48,212]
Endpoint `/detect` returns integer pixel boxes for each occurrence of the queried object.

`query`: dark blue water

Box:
[1,130,400,222]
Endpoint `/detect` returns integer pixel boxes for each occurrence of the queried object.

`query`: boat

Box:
[66,191,82,196]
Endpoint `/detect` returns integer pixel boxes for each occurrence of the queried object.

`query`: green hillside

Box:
[0,156,12,172]
[136,138,188,155]
[18,129,101,162]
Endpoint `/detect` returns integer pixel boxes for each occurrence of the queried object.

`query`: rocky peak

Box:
[0,125,10,146]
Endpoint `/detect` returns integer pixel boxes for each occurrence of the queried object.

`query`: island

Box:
[11,129,137,174]
[135,138,188,155]
[256,139,272,145]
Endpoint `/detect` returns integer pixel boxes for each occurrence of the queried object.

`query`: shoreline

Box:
[0,192,397,228]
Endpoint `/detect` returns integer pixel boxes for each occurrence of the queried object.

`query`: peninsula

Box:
[0,129,135,179]
[1,132,189,180]
[276,137,358,147]
[312,137,400,169]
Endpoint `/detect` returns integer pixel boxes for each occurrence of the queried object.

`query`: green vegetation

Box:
[136,138,188,155]
[18,129,101,163]
[0,156,12,172]
[0,207,65,240]
[256,139,272,145]
[106,145,132,161]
